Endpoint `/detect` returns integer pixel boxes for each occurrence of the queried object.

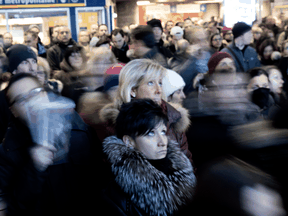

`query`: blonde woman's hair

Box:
[115,59,166,107]
[37,56,51,80]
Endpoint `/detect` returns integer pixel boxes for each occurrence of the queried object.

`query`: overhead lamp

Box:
[137,1,150,5]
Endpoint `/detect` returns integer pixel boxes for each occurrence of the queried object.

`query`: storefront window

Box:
[6,9,69,45]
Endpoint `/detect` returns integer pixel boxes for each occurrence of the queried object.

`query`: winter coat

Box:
[100,136,196,216]
[168,52,190,73]
[143,46,169,69]
[155,39,173,59]
[46,39,77,71]
[0,111,101,216]
[221,43,261,72]
[99,99,193,163]
[0,89,11,143]
[111,42,130,63]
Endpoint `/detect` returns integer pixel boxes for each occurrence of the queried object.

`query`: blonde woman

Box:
[99,59,193,163]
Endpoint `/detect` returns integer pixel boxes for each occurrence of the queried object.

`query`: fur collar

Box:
[99,101,190,133]
[103,136,196,215]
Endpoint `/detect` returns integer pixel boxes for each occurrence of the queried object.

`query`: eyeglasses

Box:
[213,38,222,42]
[10,87,44,107]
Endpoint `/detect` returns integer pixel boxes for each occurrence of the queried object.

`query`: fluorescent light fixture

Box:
[113,13,117,18]
[137,1,150,5]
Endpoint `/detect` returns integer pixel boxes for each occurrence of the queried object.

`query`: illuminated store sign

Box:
[0,0,86,8]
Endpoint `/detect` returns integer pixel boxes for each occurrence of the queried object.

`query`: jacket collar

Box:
[103,136,196,215]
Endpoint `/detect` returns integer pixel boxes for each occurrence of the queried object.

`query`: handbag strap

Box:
[226,46,246,72]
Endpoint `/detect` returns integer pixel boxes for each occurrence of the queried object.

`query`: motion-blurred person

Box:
[78,30,91,55]
[222,26,233,44]
[46,25,61,49]
[147,18,173,59]
[164,20,174,36]
[1,73,99,216]
[183,18,193,31]
[265,15,280,38]
[168,39,190,72]
[47,26,77,71]
[3,33,13,50]
[251,26,263,49]
[221,22,261,72]
[130,25,169,68]
[111,29,130,63]
[207,21,220,36]
[277,24,288,51]
[162,69,186,104]
[89,24,100,47]
[209,33,225,55]
[258,39,281,66]
[95,35,111,48]
[99,59,193,163]
[169,26,184,53]
[24,30,47,58]
[27,25,47,57]
[101,99,196,216]
[0,54,9,91]
[175,21,184,28]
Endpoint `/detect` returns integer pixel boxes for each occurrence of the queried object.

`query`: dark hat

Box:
[208,52,233,74]
[232,22,252,39]
[6,44,37,73]
[147,19,163,32]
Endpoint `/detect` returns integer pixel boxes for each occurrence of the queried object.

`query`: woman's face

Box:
[253,31,262,40]
[247,74,270,92]
[134,122,168,160]
[269,69,284,94]
[263,45,274,60]
[170,88,186,104]
[69,52,83,70]
[212,34,222,49]
[132,76,163,105]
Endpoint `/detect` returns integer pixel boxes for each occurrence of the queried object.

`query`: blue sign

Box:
[200,4,207,12]
[0,0,86,8]
[170,5,176,13]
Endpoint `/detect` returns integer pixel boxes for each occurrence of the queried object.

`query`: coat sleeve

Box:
[47,47,61,71]
[177,132,193,166]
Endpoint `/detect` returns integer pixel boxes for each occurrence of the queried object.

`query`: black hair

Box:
[111,28,125,38]
[248,67,269,79]
[5,73,40,105]
[95,35,111,47]
[258,39,277,58]
[0,54,9,72]
[131,25,155,48]
[210,33,222,47]
[116,99,168,140]
[175,22,184,28]
[64,45,85,68]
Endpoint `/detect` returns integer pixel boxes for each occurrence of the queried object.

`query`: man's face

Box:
[30,27,40,35]
[91,24,98,34]
[24,33,38,49]
[99,25,108,36]
[130,39,144,58]
[153,27,162,43]
[3,33,13,46]
[79,31,90,43]
[243,30,253,45]
[184,20,193,30]
[57,27,71,44]
[112,33,125,49]
[166,22,174,31]
[14,58,38,75]
[214,58,236,73]
[52,27,60,41]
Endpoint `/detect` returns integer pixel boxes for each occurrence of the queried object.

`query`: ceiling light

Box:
[137,1,150,5]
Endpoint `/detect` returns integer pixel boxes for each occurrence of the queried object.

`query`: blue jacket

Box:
[221,43,261,72]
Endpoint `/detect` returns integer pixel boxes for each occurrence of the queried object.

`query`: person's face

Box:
[133,122,168,160]
[212,35,222,49]
[52,27,60,40]
[79,31,90,43]
[170,87,186,104]
[153,27,162,43]
[173,34,183,42]
[214,58,236,73]
[36,65,46,85]
[3,33,13,45]
[68,52,83,70]
[130,39,143,58]
[269,69,284,94]
[224,30,233,41]
[208,23,217,34]
[91,24,98,34]
[247,74,270,92]
[14,58,38,75]
[112,33,125,49]
[263,45,274,60]
[24,33,38,49]
[30,27,40,35]
[193,30,209,50]
[253,31,262,40]
[184,20,193,30]
[243,30,253,45]
[166,22,174,31]
[132,76,163,105]
[99,25,108,36]
[57,27,71,43]
[7,78,49,120]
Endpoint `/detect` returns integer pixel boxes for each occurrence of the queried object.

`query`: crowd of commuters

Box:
[0,15,288,215]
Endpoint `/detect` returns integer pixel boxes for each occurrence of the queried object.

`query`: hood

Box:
[103,136,196,215]
[99,100,190,133]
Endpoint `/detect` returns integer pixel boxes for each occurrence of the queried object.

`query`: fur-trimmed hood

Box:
[99,100,190,133]
[103,136,196,215]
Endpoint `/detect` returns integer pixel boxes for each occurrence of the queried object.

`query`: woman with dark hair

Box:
[258,39,280,66]
[101,99,196,216]
[208,33,225,55]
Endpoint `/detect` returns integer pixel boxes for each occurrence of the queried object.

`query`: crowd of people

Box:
[0,15,288,215]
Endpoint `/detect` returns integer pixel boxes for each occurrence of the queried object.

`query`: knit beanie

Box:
[6,44,37,73]
[162,69,185,98]
[147,19,163,32]
[232,22,252,39]
[208,52,233,75]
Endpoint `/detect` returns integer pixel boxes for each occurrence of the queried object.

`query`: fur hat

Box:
[208,52,233,74]
[147,19,163,32]
[6,44,37,73]
[232,22,251,39]
[162,69,185,98]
